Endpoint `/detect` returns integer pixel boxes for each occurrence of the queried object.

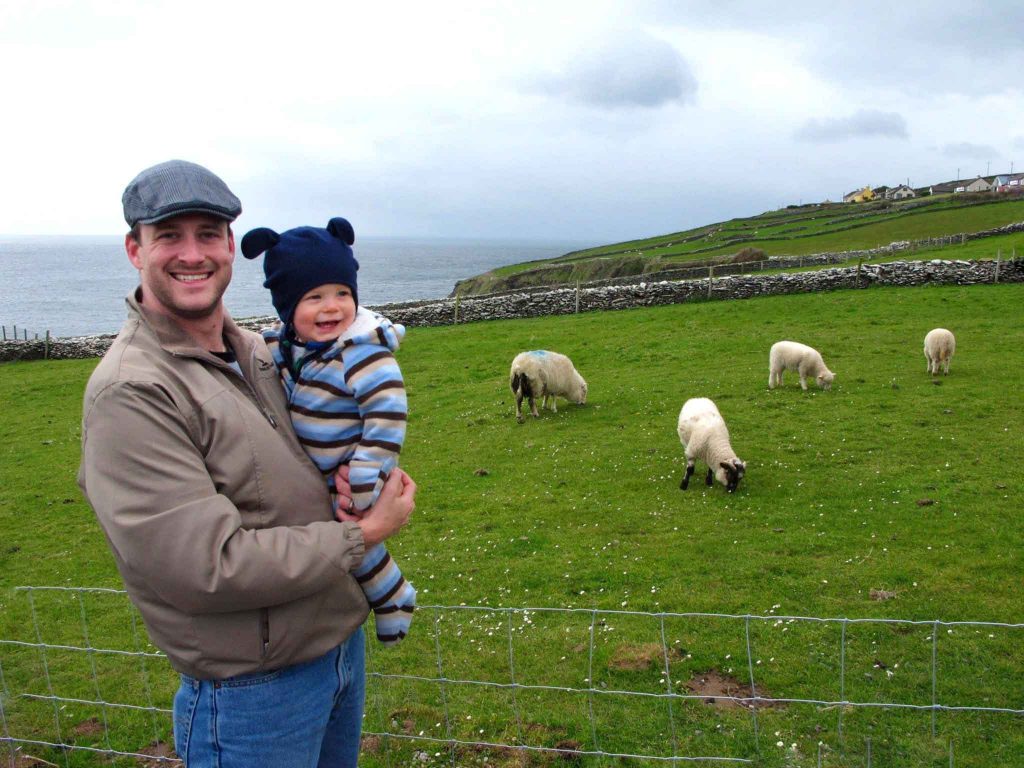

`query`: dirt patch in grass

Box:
[133,740,177,767]
[685,669,786,710]
[6,752,57,768]
[71,717,104,736]
[608,642,682,671]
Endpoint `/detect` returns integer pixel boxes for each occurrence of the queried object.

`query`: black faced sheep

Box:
[509,350,587,423]
[677,397,746,493]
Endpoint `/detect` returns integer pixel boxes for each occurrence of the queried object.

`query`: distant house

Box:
[843,186,875,203]
[964,176,993,193]
[993,173,1024,192]
[872,185,891,199]
[888,184,916,200]
[926,180,964,195]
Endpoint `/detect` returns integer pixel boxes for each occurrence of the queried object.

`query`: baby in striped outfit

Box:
[241,217,416,645]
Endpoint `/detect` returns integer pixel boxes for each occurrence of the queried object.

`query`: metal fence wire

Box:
[1,586,1022,766]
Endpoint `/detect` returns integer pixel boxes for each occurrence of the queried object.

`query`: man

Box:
[78,159,416,768]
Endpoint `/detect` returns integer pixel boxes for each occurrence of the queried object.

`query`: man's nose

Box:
[177,235,206,263]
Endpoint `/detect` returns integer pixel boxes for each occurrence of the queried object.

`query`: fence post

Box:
[707,266,714,299]
[2,326,5,341]
[44,330,50,360]
[994,249,1001,284]
[23,329,27,341]
[575,280,580,314]
[856,256,863,283]
[453,294,460,325]
[13,325,17,340]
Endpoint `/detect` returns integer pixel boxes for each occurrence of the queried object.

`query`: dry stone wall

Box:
[2,259,1020,363]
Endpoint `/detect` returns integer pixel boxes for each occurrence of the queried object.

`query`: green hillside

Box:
[454,193,1024,295]
[2,282,1022,767]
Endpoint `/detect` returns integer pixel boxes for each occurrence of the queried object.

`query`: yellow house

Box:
[843,186,876,203]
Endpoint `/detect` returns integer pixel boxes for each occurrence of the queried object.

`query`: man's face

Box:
[126,214,235,322]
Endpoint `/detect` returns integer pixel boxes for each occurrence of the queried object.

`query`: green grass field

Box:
[1,282,1022,766]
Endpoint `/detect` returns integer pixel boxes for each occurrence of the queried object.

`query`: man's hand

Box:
[337,469,416,547]
[334,465,357,519]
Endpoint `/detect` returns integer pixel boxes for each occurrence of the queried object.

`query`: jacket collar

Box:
[126,289,252,362]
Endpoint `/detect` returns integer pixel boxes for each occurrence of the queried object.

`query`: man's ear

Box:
[125,233,142,270]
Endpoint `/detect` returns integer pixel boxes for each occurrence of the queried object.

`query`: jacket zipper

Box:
[172,347,278,427]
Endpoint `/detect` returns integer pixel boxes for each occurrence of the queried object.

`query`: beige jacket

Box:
[78,293,368,680]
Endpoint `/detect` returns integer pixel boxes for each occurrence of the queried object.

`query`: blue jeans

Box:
[173,627,366,768]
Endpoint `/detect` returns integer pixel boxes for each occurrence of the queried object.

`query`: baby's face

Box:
[292,283,355,343]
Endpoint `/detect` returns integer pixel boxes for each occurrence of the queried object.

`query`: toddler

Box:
[241,217,415,644]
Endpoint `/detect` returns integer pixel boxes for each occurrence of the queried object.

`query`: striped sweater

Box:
[262,307,407,512]
[263,308,416,645]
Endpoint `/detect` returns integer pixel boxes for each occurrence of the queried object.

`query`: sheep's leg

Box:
[799,374,808,390]
[515,391,524,423]
[705,468,714,486]
[680,461,695,490]
[529,395,539,418]
[943,358,950,375]
[550,397,558,413]
[768,370,776,388]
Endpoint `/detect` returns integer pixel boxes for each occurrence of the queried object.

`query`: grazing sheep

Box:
[768,341,835,391]
[677,397,746,493]
[509,350,588,423]
[924,328,956,375]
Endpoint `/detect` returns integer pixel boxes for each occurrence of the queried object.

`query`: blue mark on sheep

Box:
[528,350,548,357]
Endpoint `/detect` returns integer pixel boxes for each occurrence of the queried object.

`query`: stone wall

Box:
[5,258,1017,363]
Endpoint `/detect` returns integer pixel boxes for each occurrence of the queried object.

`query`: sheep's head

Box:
[572,374,588,405]
[718,459,746,493]
[818,370,834,390]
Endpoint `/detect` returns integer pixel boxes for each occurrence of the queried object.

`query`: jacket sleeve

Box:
[78,380,365,614]
[342,345,407,512]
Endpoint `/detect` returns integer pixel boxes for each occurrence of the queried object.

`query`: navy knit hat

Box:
[241,217,358,326]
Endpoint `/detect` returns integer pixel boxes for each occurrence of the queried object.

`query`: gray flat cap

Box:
[122,159,242,227]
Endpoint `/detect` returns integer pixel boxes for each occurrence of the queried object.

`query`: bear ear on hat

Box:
[327,217,355,246]
[241,228,280,260]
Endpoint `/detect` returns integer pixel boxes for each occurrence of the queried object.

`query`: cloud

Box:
[1014,136,1024,150]
[941,142,1000,160]
[795,110,908,143]
[526,30,697,109]
[641,2,1024,97]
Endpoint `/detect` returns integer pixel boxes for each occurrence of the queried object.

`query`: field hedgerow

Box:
[1,282,1022,767]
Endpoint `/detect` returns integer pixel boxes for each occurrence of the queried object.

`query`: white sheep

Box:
[509,350,588,423]
[924,328,955,375]
[677,397,746,493]
[768,341,835,391]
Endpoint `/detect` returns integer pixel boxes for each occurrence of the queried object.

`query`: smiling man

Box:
[78,160,416,767]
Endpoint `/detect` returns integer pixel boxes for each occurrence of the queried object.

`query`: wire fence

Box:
[1,586,1022,766]
[0,325,49,343]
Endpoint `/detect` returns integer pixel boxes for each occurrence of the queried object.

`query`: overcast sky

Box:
[3,0,1022,243]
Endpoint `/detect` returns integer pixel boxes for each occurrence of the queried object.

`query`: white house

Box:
[964,176,993,193]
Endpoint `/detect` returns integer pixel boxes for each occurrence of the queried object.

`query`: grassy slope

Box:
[1,283,1022,767]
[465,197,1024,291]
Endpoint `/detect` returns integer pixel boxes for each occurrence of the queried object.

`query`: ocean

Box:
[0,235,592,338]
